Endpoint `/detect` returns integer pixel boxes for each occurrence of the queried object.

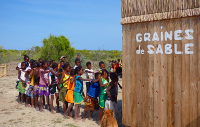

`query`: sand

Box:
[0,76,122,127]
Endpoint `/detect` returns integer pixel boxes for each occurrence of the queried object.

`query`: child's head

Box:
[75,58,81,66]
[86,61,92,69]
[99,61,105,69]
[60,60,65,68]
[24,55,29,62]
[95,72,101,80]
[101,69,109,80]
[41,61,48,69]
[52,62,58,71]
[63,63,71,72]
[33,61,40,68]
[70,69,76,77]
[75,66,83,75]
[110,72,118,82]
[21,62,27,70]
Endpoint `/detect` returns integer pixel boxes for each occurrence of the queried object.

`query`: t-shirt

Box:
[100,78,109,95]
[39,69,49,86]
[85,69,94,80]
[74,76,83,93]
[73,65,78,69]
[87,81,100,98]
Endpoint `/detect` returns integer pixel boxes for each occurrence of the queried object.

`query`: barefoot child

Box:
[105,72,122,117]
[74,66,91,120]
[59,63,71,115]
[38,61,50,111]
[98,69,110,122]
[65,69,76,118]
[83,72,101,120]
[85,61,94,93]
[49,63,59,113]
[17,62,28,103]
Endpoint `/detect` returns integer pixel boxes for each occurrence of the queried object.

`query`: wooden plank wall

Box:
[0,64,7,77]
[122,16,200,127]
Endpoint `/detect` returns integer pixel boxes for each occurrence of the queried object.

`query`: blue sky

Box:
[0,0,121,50]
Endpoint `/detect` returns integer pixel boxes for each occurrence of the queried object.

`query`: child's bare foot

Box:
[39,109,43,112]
[51,110,55,114]
[35,107,39,111]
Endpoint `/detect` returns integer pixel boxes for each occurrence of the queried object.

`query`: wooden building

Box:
[121,0,200,127]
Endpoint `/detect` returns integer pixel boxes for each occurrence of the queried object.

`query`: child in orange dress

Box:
[65,69,76,118]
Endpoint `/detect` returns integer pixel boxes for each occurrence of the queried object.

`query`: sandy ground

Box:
[0,76,122,127]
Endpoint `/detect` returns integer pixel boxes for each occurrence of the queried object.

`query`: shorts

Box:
[49,84,58,95]
[26,85,34,98]
[17,81,26,94]
[37,85,50,96]
[74,91,84,104]
[59,87,67,103]
[99,94,107,108]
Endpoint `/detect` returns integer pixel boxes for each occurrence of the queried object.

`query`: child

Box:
[105,72,122,117]
[73,58,81,69]
[49,63,59,113]
[83,72,101,120]
[25,61,36,107]
[98,61,106,73]
[98,69,110,123]
[65,69,76,118]
[38,61,50,112]
[74,66,91,120]
[31,62,40,110]
[85,61,94,93]
[17,62,28,103]
[59,63,71,115]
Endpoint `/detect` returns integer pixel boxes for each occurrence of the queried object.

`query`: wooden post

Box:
[0,64,7,77]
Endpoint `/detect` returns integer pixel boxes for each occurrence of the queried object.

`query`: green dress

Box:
[99,78,109,108]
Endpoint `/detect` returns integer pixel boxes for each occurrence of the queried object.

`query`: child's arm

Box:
[118,83,122,89]
[106,85,112,98]
[49,69,59,77]
[91,79,99,83]
[18,70,21,81]
[78,77,92,82]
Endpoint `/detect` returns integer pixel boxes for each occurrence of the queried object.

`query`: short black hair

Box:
[70,69,76,76]
[52,63,58,69]
[110,72,118,82]
[86,61,91,66]
[99,61,105,67]
[75,58,81,63]
[75,66,82,74]
[63,62,70,69]
[95,72,100,79]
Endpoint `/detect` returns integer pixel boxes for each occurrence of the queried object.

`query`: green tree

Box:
[40,35,75,61]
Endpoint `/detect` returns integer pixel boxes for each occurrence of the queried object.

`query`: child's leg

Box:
[31,96,34,108]
[77,104,81,118]
[43,96,45,108]
[35,95,39,110]
[19,92,21,102]
[39,95,44,111]
[89,110,93,120]
[55,93,59,112]
[50,94,54,113]
[66,103,74,117]
[25,96,29,107]
[63,102,67,116]
[45,95,50,110]
[74,104,79,119]
[98,108,104,123]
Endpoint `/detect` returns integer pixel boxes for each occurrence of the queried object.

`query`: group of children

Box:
[16,55,122,123]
